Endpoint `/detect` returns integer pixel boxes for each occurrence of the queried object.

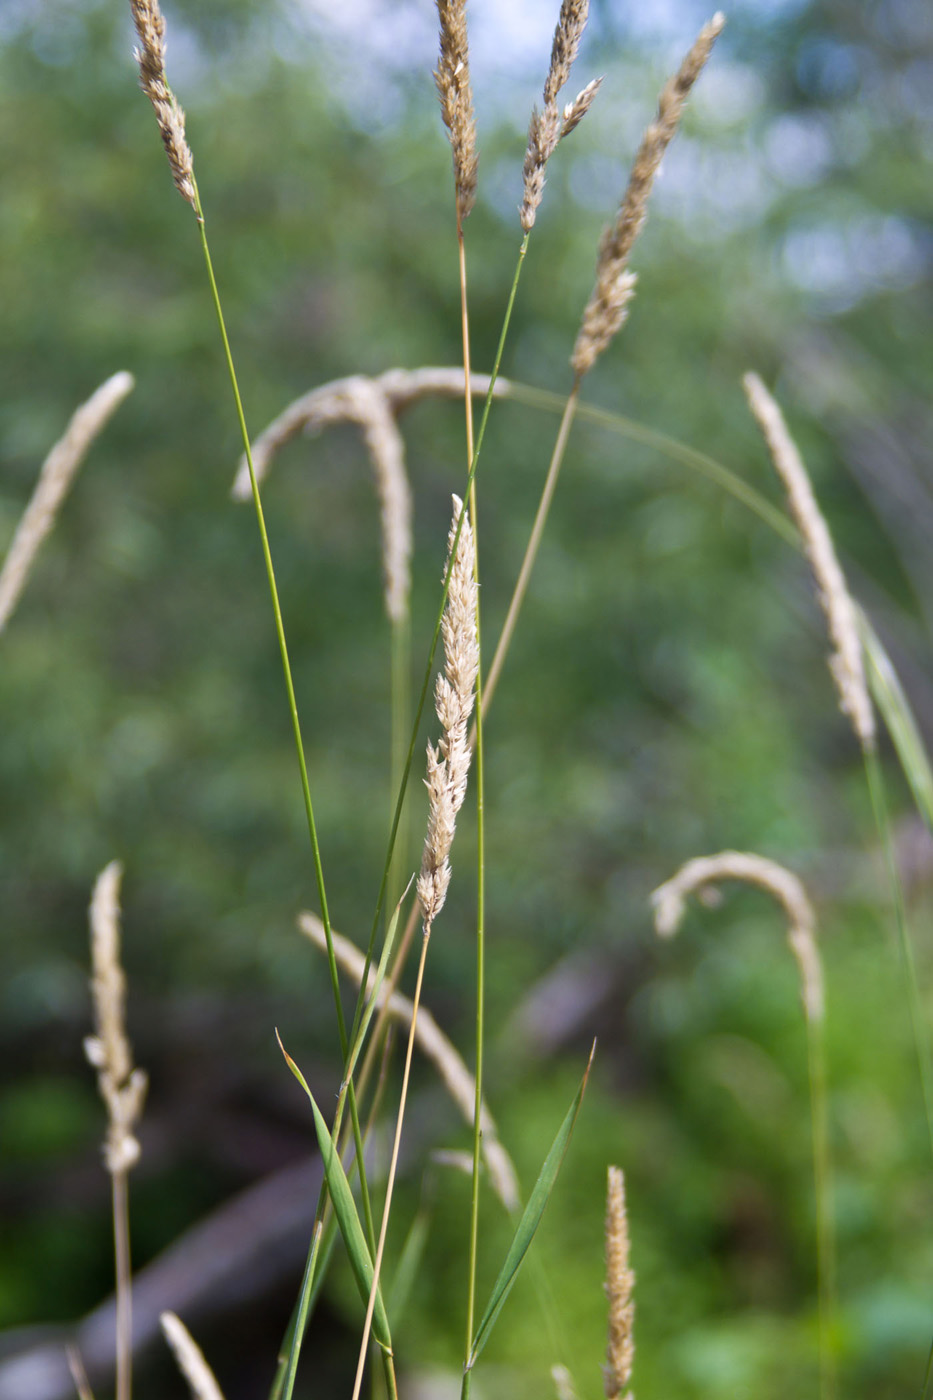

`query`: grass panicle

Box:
[743,371,875,753]
[298,912,520,1210]
[604,1166,635,1400]
[418,494,480,933]
[571,12,724,379]
[0,371,134,636]
[652,850,823,1022]
[85,860,147,1400]
[434,0,478,227]
[129,0,196,207]
[85,861,148,1175]
[160,1313,227,1400]
[520,0,593,233]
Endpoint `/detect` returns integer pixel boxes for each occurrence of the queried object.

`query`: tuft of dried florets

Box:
[743,371,875,752]
[85,862,148,1174]
[130,0,196,208]
[435,0,478,225]
[651,849,824,1023]
[571,13,724,377]
[604,1166,635,1400]
[0,372,134,636]
[417,496,479,930]
[520,0,594,232]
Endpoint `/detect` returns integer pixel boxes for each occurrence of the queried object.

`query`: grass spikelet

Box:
[434,0,478,227]
[160,1313,227,1400]
[520,0,591,233]
[0,371,134,636]
[743,371,875,753]
[417,495,479,932]
[570,12,724,378]
[604,1166,635,1400]
[551,1364,579,1400]
[129,0,196,208]
[85,861,148,1172]
[298,913,520,1210]
[651,849,823,1021]
[560,76,603,139]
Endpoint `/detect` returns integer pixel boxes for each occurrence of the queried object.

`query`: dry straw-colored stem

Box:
[571,12,724,378]
[298,913,519,1210]
[604,1166,635,1400]
[652,850,824,1023]
[417,494,479,932]
[85,862,147,1400]
[0,372,134,636]
[743,371,875,752]
[160,1313,226,1400]
[520,0,596,232]
[435,0,478,226]
[129,0,196,207]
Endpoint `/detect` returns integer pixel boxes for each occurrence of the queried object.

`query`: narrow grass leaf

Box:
[467,1043,595,1369]
[858,610,933,833]
[276,1033,393,1352]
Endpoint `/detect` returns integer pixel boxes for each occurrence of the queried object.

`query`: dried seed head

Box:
[743,372,875,752]
[520,0,592,232]
[435,0,478,224]
[417,496,479,930]
[604,1166,635,1400]
[652,849,824,1023]
[161,1313,227,1400]
[85,862,148,1173]
[130,0,196,208]
[571,13,724,378]
[0,372,134,636]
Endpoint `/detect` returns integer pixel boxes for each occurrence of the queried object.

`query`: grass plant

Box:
[5,1,932,1398]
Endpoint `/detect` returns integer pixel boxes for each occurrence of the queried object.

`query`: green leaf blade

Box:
[468,1043,595,1370]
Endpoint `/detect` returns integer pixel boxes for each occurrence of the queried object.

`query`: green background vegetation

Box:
[1,0,932,1396]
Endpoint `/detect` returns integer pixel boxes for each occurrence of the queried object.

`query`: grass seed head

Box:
[130,0,197,208]
[604,1166,635,1400]
[435,0,478,225]
[571,13,724,378]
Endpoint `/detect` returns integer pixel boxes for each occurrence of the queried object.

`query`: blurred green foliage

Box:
[1,0,932,1396]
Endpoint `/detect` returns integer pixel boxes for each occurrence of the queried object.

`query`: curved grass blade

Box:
[276,1033,393,1354]
[466,1043,595,1372]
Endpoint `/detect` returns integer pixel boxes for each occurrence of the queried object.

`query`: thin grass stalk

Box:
[65,1345,96,1400]
[806,1011,835,1400]
[455,153,488,1394]
[864,746,933,1159]
[482,380,580,719]
[189,191,385,1400]
[389,613,412,912]
[160,1313,226,1400]
[112,1169,133,1400]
